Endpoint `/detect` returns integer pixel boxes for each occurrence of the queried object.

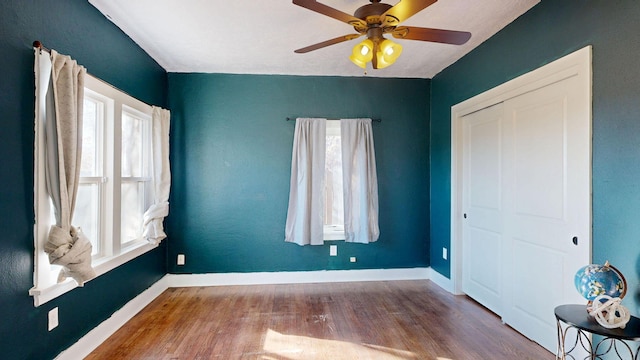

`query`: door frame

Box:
[450,46,592,295]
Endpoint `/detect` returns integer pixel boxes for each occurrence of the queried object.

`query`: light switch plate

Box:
[48,307,59,331]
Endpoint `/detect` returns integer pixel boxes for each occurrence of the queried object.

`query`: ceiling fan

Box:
[293,0,471,69]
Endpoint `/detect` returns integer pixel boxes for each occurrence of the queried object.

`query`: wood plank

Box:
[86,280,553,359]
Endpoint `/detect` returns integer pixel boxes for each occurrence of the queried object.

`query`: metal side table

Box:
[555,304,640,359]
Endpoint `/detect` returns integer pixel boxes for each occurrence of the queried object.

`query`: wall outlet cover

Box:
[48,307,59,331]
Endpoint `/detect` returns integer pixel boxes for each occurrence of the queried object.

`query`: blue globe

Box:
[574,262,626,301]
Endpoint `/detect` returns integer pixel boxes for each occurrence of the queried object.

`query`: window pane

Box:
[74,183,100,256]
[325,134,344,226]
[81,98,101,177]
[121,181,144,244]
[122,113,144,177]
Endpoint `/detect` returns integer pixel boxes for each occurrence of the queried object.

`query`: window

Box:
[73,88,153,256]
[31,74,157,306]
[285,118,379,246]
[324,120,345,240]
[119,107,152,247]
[76,92,106,257]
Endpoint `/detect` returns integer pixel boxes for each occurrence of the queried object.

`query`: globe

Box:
[574,261,627,301]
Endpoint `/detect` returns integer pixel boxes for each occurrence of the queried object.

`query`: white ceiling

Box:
[88,0,539,79]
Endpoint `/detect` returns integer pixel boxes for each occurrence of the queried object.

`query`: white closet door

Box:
[454,46,591,355]
[460,73,590,353]
[501,73,591,352]
[461,103,505,316]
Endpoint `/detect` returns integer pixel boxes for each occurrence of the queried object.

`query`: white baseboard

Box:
[57,267,437,359]
[55,276,169,360]
[428,268,454,293]
[167,267,431,287]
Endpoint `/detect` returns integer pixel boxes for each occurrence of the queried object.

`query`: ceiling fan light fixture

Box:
[293,0,471,71]
[349,38,374,68]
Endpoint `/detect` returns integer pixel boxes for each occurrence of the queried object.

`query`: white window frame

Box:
[79,91,108,259]
[30,74,158,307]
[119,105,153,249]
[323,120,345,241]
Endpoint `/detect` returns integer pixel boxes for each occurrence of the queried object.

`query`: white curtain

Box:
[143,106,171,245]
[285,118,326,246]
[341,119,379,244]
[38,49,96,285]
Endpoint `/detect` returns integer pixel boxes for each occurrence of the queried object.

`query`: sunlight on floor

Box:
[262,329,419,359]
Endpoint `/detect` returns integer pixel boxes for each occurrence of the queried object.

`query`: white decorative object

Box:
[588,295,631,329]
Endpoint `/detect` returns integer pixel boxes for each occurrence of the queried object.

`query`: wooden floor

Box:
[86,280,553,360]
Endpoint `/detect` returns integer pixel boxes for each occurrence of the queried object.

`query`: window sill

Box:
[29,241,158,307]
[323,225,345,241]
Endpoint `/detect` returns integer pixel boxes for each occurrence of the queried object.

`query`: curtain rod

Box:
[286,117,381,122]
[33,40,156,109]
[33,41,50,53]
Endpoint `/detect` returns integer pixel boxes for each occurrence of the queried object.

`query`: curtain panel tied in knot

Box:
[45,225,96,285]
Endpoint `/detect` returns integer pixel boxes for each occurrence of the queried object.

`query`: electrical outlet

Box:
[177,254,185,265]
[350,257,356,263]
[48,307,59,331]
[329,245,337,256]
[442,247,448,260]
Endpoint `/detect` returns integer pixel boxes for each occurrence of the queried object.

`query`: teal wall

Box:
[0,1,167,358]
[166,74,431,273]
[430,0,640,314]
[11,0,637,358]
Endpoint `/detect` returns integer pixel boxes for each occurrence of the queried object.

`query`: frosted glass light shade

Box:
[349,39,374,68]
[376,39,402,69]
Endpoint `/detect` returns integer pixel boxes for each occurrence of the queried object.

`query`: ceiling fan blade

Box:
[293,0,367,29]
[294,34,363,53]
[392,26,471,45]
[382,0,437,26]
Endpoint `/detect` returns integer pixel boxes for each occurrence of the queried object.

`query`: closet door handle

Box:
[572,236,578,245]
